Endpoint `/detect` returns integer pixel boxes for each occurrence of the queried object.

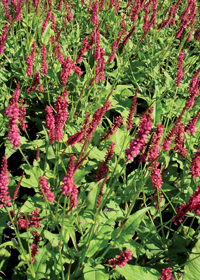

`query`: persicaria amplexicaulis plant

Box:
[1,1,200,279]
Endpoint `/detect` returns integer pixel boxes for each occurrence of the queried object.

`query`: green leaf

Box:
[115,264,160,280]
[183,239,200,280]
[62,221,78,252]
[42,23,54,44]
[86,212,117,257]
[29,246,48,280]
[111,208,149,247]
[0,212,9,245]
[83,263,109,280]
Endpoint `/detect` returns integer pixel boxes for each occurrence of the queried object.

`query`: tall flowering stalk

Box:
[68,113,91,146]
[4,82,21,149]
[61,154,78,208]
[108,249,132,269]
[185,69,200,109]
[172,122,188,159]
[38,175,55,202]
[45,106,55,143]
[90,47,106,85]
[185,109,200,135]
[41,44,48,76]
[190,148,200,180]
[42,11,51,34]
[95,142,116,182]
[173,184,200,224]
[26,40,37,77]
[86,100,111,142]
[27,70,40,93]
[60,56,82,87]
[0,155,11,208]
[2,0,12,23]
[76,36,88,63]
[91,1,99,26]
[126,106,154,162]
[0,24,9,55]
[100,115,123,141]
[163,105,187,151]
[45,90,68,143]
[54,90,68,141]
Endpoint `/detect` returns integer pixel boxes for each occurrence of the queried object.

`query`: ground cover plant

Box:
[0,0,200,279]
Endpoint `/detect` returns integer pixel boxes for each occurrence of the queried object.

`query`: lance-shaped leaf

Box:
[111,208,149,247]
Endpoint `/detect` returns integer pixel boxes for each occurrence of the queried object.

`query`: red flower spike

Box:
[108,249,132,269]
[159,267,172,280]
[0,155,11,208]
[38,175,55,202]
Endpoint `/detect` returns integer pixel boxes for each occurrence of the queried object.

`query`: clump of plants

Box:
[0,0,200,279]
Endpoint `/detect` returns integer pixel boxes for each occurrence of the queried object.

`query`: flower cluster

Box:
[159,267,172,280]
[108,249,132,269]
[42,11,51,34]
[26,40,37,77]
[163,106,187,151]
[61,154,78,208]
[4,82,21,149]
[185,69,200,109]
[172,122,188,159]
[0,24,9,55]
[45,91,68,143]
[68,113,91,146]
[126,106,154,162]
[31,230,41,263]
[0,155,11,208]
[91,1,99,26]
[95,142,115,182]
[76,36,88,63]
[86,100,111,142]
[27,70,40,93]
[173,184,200,224]
[101,115,123,141]
[191,148,200,180]
[38,175,55,202]
[60,56,82,87]
[185,109,200,135]
[41,44,48,76]
[91,47,106,85]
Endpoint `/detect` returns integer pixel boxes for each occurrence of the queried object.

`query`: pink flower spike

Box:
[0,155,11,208]
[0,24,9,55]
[185,109,200,135]
[45,106,55,144]
[159,267,172,280]
[31,208,41,228]
[91,1,99,26]
[95,142,116,182]
[38,175,55,202]
[26,40,37,77]
[4,82,21,149]
[41,44,48,76]
[126,106,154,162]
[191,148,200,180]
[61,154,78,209]
[27,71,40,93]
[108,249,132,269]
